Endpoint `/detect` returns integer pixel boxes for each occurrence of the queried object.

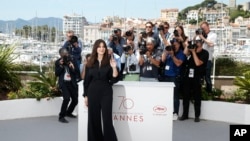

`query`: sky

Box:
[0,0,248,22]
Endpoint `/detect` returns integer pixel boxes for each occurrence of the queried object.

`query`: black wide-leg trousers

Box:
[87,82,117,141]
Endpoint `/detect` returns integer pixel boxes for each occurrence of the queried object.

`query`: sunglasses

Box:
[164,26,169,29]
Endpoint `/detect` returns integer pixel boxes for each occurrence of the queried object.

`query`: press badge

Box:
[189,68,194,78]
[147,66,152,71]
[165,65,170,70]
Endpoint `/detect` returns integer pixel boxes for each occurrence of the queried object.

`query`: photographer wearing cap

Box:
[179,36,209,122]
[107,28,126,56]
[161,38,186,120]
[139,37,161,81]
[55,48,80,123]
[199,21,217,94]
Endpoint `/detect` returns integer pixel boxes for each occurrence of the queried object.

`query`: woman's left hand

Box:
[110,56,117,68]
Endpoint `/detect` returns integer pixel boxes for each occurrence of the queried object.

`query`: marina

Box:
[2,39,249,66]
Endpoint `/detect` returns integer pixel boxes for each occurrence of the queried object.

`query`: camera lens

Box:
[173,30,179,36]
[125,31,132,36]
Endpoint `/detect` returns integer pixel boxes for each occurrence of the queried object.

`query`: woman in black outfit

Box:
[83,39,119,141]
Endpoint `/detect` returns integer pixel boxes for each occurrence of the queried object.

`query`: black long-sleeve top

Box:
[83,61,119,97]
[55,58,80,88]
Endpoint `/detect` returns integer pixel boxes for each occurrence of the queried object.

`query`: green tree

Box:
[189,19,197,25]
[234,71,250,103]
[15,25,58,42]
[28,66,61,100]
[0,45,22,99]
[23,25,32,38]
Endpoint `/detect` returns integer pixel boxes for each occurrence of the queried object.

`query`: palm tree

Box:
[28,67,61,99]
[0,44,22,99]
[234,71,250,103]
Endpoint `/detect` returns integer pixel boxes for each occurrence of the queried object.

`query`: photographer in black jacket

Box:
[179,36,208,122]
[55,48,80,123]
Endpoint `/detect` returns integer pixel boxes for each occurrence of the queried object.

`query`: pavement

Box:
[0,116,231,141]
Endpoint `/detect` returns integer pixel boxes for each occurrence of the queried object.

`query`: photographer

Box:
[199,21,217,94]
[55,48,80,123]
[161,38,186,120]
[139,37,161,81]
[107,28,126,56]
[63,30,83,49]
[123,27,135,42]
[63,35,82,70]
[179,36,209,122]
[122,45,140,81]
[172,25,188,50]
[120,33,136,80]
[138,21,160,50]
[158,22,171,51]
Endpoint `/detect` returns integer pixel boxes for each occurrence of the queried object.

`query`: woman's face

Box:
[176,27,183,35]
[97,42,106,55]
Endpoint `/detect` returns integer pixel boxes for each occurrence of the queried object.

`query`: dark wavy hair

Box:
[175,25,188,42]
[86,39,109,68]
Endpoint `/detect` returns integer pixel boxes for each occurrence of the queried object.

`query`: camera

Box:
[157,25,164,31]
[140,31,147,38]
[165,45,174,51]
[123,45,132,53]
[125,31,133,36]
[139,40,147,55]
[113,29,118,34]
[69,35,78,45]
[62,55,72,65]
[195,28,207,38]
[187,41,197,49]
[173,30,179,36]
[112,35,119,41]
[129,64,136,71]
[195,28,203,35]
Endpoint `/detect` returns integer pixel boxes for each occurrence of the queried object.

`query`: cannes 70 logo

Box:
[118,96,134,110]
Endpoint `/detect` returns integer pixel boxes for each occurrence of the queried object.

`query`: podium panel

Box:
[78,81,174,141]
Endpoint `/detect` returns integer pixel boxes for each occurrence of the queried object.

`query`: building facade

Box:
[228,0,236,8]
[160,8,179,27]
[187,10,199,21]
[202,9,228,25]
[63,13,88,39]
[243,2,250,11]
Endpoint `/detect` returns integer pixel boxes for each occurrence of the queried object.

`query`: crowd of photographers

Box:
[104,21,216,122]
[55,21,217,123]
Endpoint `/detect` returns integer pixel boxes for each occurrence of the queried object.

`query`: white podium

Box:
[78,81,174,141]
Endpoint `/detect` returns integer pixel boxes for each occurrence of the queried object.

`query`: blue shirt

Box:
[164,50,186,77]
[107,38,126,56]
[63,41,82,61]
